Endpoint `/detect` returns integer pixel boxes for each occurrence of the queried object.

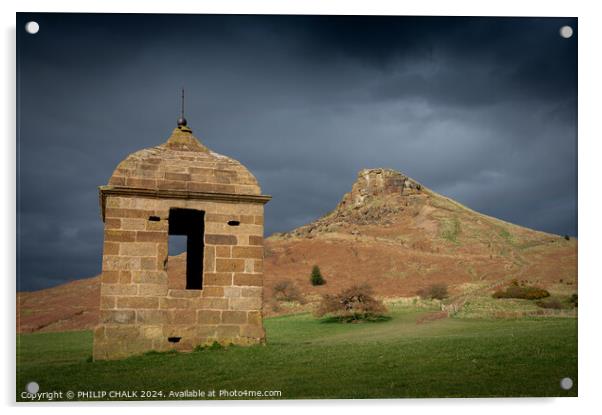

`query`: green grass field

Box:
[16,305,577,400]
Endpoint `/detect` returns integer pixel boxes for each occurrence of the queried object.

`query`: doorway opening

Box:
[168,208,205,290]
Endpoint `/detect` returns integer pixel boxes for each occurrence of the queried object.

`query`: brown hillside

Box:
[17,168,577,333]
[263,168,577,300]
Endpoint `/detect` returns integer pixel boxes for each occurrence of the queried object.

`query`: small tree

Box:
[310,265,326,286]
[315,284,387,322]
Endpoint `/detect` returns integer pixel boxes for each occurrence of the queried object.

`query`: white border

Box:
[3,1,601,414]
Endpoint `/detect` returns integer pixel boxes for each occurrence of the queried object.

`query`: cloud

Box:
[16,13,577,290]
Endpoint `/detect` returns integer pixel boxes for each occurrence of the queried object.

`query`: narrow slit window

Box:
[168,208,205,290]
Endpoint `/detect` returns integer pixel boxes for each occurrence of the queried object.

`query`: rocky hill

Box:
[263,168,576,301]
[17,168,577,332]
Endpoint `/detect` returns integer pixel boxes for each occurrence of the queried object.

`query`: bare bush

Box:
[272,280,305,304]
[535,298,563,309]
[315,284,387,322]
[417,283,449,300]
[492,283,550,300]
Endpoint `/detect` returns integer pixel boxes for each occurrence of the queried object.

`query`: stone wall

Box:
[93,195,265,360]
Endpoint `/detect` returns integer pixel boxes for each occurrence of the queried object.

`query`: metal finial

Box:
[177,88,187,127]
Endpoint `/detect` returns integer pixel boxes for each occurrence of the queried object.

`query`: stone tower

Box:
[93,118,270,360]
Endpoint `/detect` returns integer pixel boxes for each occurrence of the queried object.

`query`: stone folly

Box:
[93,121,270,360]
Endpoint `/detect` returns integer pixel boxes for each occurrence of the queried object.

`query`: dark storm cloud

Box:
[17,14,577,290]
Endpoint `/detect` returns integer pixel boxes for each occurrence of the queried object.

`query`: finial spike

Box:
[177,87,187,127]
[181,88,185,118]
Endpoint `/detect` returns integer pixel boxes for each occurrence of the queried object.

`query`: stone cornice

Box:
[98,185,271,221]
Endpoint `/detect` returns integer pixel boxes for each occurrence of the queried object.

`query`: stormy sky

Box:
[17,14,577,291]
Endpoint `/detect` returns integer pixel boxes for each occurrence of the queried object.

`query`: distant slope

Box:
[263,168,577,300]
[17,277,100,333]
[16,168,577,333]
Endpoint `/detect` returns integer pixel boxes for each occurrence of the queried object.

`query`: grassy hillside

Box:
[17,304,577,400]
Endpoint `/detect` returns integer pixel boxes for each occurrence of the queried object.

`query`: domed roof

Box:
[107,125,261,195]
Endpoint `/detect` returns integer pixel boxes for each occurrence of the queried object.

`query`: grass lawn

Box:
[16,305,577,400]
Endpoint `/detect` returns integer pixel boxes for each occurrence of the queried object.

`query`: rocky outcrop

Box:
[279,168,424,237]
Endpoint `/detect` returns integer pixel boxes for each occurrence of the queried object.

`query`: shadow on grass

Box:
[319,315,392,324]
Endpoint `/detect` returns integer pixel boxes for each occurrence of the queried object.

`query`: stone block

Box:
[136,231,166,243]
[103,256,141,271]
[232,246,263,259]
[230,297,262,311]
[106,208,155,219]
[215,246,231,257]
[103,242,120,256]
[247,311,262,326]
[197,325,217,338]
[120,218,147,231]
[197,298,229,310]
[138,283,168,296]
[146,220,168,231]
[142,325,163,339]
[217,325,240,338]
[241,324,265,339]
[102,271,120,283]
[240,215,255,224]
[101,310,136,324]
[241,287,262,298]
[160,297,191,309]
[168,289,202,298]
[205,213,233,223]
[101,283,137,296]
[168,310,196,324]
[248,235,263,246]
[124,178,157,188]
[140,257,158,270]
[216,258,245,272]
[204,246,215,273]
[105,230,136,242]
[117,296,159,309]
[222,310,247,324]
[94,325,106,342]
[223,286,241,298]
[137,310,168,324]
[201,286,224,297]
[119,242,157,257]
[106,196,129,208]
[205,234,237,245]
[109,176,125,186]
[158,179,187,190]
[105,218,121,230]
[165,172,190,181]
[233,273,262,287]
[197,310,221,324]
[204,273,232,286]
[119,271,133,284]
[131,271,168,284]
[100,296,116,309]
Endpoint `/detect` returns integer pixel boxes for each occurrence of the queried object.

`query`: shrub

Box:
[315,284,387,322]
[310,265,326,286]
[417,283,449,300]
[564,235,570,241]
[272,280,305,303]
[535,298,563,309]
[569,293,578,307]
[492,284,550,300]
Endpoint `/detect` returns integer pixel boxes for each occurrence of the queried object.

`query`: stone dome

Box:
[107,125,261,195]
